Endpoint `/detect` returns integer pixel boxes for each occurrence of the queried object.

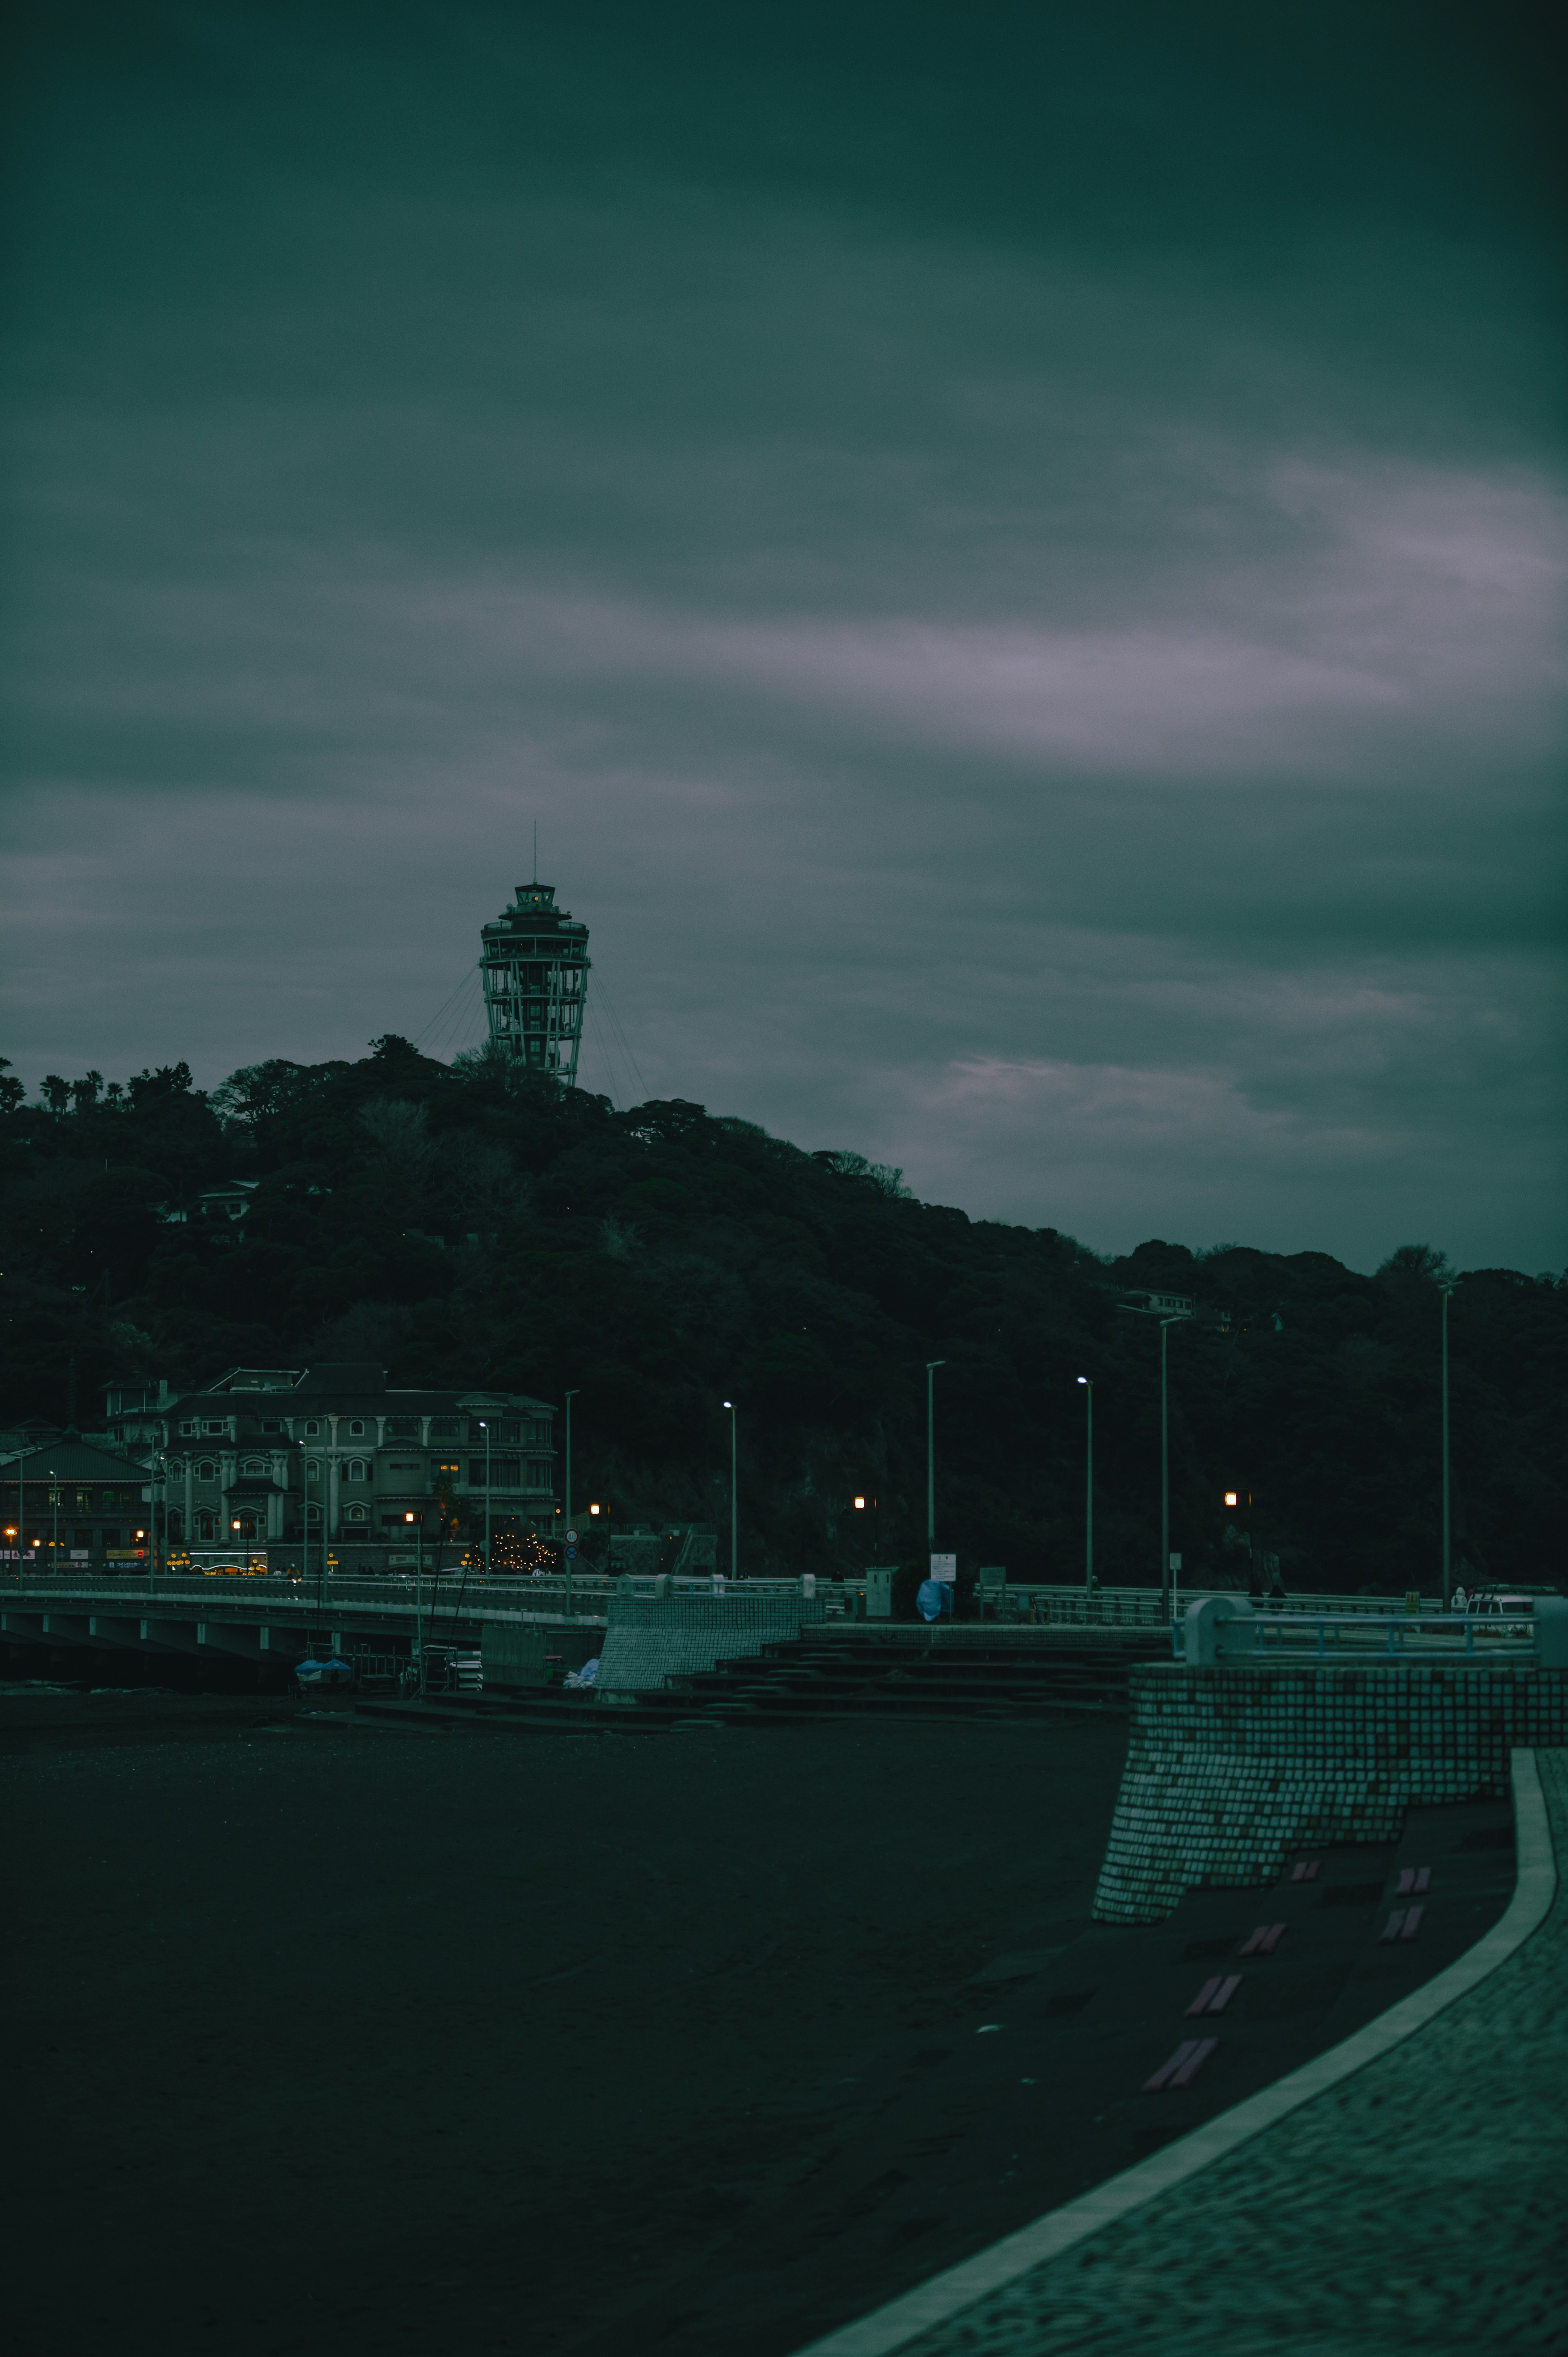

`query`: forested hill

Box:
[1,1040,1563,1593]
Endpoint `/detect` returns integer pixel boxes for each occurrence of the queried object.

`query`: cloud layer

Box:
[2,4,1564,1271]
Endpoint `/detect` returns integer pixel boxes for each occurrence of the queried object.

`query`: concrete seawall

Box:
[595,1590,826,1694]
[1094,1659,1568,1923]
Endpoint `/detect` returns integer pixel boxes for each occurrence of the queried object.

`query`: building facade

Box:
[103,1362,557,1568]
[2,1436,153,1566]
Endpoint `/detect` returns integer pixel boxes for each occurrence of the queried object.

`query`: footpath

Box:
[797,1747,1568,2357]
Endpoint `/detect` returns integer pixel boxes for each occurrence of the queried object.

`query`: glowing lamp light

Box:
[1077,1376,1088,1386]
[589,1502,601,1516]
[853,1496,866,1510]
[404,1511,416,1523]
[1224,1492,1238,1507]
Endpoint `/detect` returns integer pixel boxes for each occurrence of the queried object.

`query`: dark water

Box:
[2,1712,1129,2356]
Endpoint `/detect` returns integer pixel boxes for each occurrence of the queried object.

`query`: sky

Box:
[3,2,1564,1271]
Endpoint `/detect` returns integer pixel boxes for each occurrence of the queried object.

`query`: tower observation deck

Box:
[479,882,590,1083]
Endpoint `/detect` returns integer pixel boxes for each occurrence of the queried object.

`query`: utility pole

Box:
[925,1361,945,1552]
[481,1418,492,1569]
[1159,1318,1184,1624]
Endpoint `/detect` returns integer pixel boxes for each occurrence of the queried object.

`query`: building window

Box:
[435,1460,460,1480]
[196,1461,216,1483]
[179,1420,197,1436]
[100,1527,121,1549]
[305,1504,322,1525]
[525,1418,551,1445]
[347,1419,366,1437]
[430,1416,459,1438]
[385,1416,418,1437]
[164,1458,184,1477]
[242,1457,268,1474]
[203,1420,226,1435]
[196,1512,217,1541]
[526,1459,552,1491]
[304,1457,321,1480]
[73,1527,93,1547]
[302,1419,320,1437]
[345,1459,368,1481]
[345,1503,368,1523]
[261,1419,282,1435]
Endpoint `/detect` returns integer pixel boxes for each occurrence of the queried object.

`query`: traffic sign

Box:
[566,1545,577,1560]
[566,1528,578,1543]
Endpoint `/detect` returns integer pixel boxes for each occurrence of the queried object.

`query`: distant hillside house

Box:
[102,1363,557,1563]
[0,1435,153,1565]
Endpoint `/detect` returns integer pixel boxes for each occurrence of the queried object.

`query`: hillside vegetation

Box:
[1,1042,1562,1592]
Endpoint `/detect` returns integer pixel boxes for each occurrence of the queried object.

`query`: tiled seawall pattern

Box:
[1094,1660,1568,1924]
[596,1593,826,1692]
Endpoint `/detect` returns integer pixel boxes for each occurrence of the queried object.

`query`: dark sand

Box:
[1,1700,1514,2356]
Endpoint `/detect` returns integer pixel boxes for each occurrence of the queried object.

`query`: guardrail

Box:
[1171,1607,1544,1662]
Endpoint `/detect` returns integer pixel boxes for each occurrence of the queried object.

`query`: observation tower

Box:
[479,881,590,1084]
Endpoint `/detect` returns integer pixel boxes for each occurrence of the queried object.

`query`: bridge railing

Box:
[1171,1606,1548,1662]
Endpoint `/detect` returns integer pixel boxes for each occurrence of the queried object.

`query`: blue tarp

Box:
[296,1656,354,1686]
[916,1579,953,1623]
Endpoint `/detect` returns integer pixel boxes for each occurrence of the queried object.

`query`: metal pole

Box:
[925,1360,945,1552]
[1441,1285,1451,1608]
[483,1420,492,1569]
[1085,1382,1094,1593]
[729,1403,738,1579]
[51,1468,58,1565]
[1150,1320,1160,1631]
[416,1515,424,1692]
[564,1390,578,1537]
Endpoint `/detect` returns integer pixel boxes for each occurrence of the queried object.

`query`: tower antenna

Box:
[532,821,538,884]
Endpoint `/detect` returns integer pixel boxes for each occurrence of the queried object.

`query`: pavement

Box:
[797,1747,1568,2357]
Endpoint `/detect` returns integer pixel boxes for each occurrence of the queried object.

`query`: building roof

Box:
[1,1436,150,1481]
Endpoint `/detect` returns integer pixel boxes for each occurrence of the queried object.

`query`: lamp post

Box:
[1440,1282,1452,1607]
[231,1514,250,1580]
[50,1468,58,1565]
[1076,1378,1094,1594]
[925,1361,945,1552]
[1158,1318,1184,1623]
[405,1510,424,1693]
[722,1401,737,1579]
[564,1389,579,1538]
[479,1418,492,1569]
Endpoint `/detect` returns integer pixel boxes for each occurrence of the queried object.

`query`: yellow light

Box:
[1224,1492,1238,1507]
[589,1502,601,1516]
[232,1519,241,1531]
[405,1511,416,1523]
[853,1496,866,1510]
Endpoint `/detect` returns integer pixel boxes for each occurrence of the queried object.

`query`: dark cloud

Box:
[2,2,1564,1271]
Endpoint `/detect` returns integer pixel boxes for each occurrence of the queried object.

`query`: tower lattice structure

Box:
[479,882,590,1083]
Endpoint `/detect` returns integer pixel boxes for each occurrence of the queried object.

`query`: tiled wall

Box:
[1095,1660,1568,1924]
[596,1592,825,1692]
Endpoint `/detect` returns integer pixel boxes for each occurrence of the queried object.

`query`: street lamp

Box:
[479,1418,492,1570]
[1076,1378,1094,1594]
[231,1514,251,1579]
[49,1469,58,1563]
[1440,1282,1453,1607]
[405,1510,424,1691]
[564,1389,579,1536]
[853,1491,880,1557]
[925,1362,945,1552]
[1158,1317,1183,1624]
[722,1401,737,1580]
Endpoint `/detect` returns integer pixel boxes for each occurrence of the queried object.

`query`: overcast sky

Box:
[3,4,1564,1270]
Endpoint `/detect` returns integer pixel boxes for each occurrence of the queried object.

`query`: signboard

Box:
[930,1553,958,1582]
[1169,1553,1183,1572]
[566,1528,578,1544]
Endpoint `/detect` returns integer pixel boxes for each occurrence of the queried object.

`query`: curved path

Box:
[797,1747,1567,2357]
